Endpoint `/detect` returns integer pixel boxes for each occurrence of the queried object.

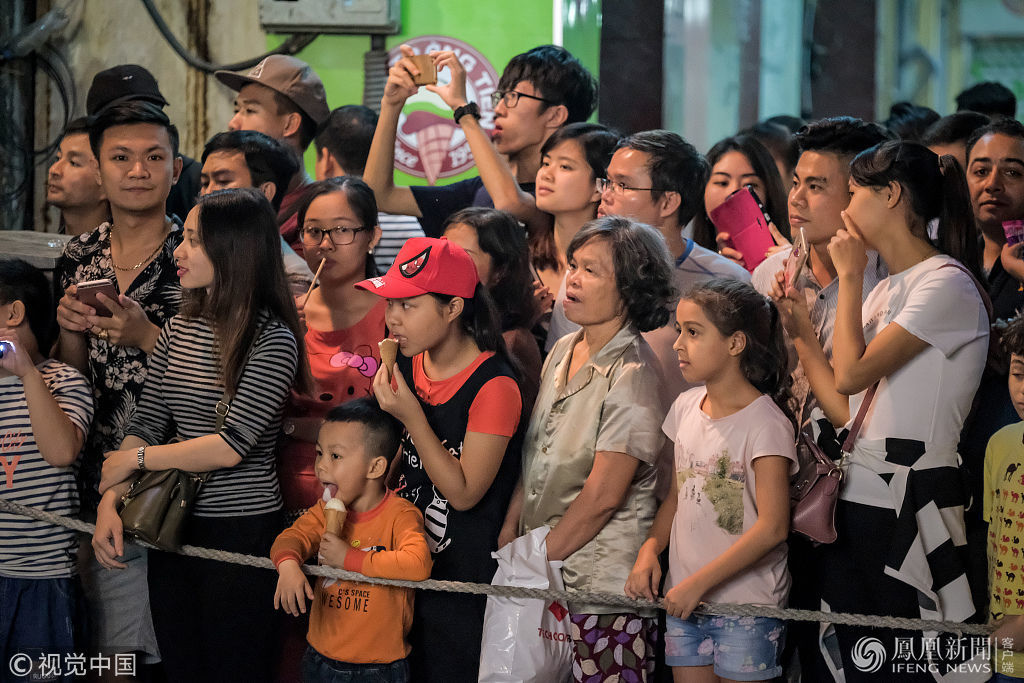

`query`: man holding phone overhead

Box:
[53,100,183,668]
[364,43,597,238]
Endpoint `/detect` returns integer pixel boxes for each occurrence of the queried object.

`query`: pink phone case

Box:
[709,187,775,271]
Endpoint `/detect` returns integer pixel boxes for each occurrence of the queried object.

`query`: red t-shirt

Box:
[411,352,522,438]
[278,300,387,509]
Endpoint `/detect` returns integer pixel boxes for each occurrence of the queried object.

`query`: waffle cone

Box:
[379,338,398,380]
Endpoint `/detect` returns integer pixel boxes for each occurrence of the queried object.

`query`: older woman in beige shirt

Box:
[500,216,675,681]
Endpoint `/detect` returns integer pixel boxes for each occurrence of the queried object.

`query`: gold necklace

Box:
[109,225,168,272]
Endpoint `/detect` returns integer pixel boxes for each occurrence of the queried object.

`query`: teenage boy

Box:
[199,130,314,291]
[754,117,892,428]
[272,398,431,681]
[46,118,109,236]
[86,64,200,222]
[215,55,330,248]
[54,100,183,666]
[752,117,891,679]
[0,259,93,671]
[365,44,597,238]
[315,104,424,270]
[596,130,749,397]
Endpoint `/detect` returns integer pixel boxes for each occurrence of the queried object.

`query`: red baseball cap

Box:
[356,237,479,299]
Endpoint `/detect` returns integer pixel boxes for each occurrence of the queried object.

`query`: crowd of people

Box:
[3,38,1024,683]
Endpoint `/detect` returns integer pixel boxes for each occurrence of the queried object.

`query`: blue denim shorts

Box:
[665,613,785,681]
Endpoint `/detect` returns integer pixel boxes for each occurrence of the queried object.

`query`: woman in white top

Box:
[774,140,989,681]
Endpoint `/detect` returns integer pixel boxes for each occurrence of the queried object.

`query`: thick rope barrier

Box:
[1,497,994,637]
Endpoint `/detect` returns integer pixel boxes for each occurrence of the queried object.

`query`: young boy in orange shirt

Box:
[271,398,431,682]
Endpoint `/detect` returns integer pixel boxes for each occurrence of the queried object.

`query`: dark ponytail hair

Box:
[685,278,796,433]
[431,283,509,358]
[442,207,536,331]
[850,140,981,282]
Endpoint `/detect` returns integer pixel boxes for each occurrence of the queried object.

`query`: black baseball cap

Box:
[86,65,169,116]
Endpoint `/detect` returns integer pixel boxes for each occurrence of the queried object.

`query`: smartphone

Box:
[709,186,776,271]
[528,259,542,284]
[784,227,809,288]
[76,278,118,317]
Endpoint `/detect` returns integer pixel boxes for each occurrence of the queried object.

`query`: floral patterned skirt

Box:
[569,612,657,683]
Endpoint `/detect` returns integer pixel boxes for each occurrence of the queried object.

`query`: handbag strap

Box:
[213,318,268,433]
[840,382,877,453]
[838,260,984,454]
[938,262,994,323]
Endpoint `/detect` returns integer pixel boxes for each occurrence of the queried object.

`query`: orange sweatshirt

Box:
[270,490,432,664]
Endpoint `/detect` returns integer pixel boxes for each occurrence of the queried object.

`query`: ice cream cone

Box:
[379,338,398,380]
[324,498,347,536]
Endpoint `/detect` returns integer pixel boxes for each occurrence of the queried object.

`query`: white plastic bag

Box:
[478,525,573,683]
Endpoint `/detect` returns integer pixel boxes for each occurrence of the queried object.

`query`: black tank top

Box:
[395,352,523,583]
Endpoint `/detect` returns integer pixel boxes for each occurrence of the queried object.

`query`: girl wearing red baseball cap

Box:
[357,236,524,683]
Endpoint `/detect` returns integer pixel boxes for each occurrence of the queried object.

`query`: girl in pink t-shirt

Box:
[626,279,797,682]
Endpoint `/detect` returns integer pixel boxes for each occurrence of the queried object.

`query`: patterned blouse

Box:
[55,221,182,514]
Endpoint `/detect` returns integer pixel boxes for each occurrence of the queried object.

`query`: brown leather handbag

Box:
[117,466,210,551]
[790,384,876,544]
[117,390,231,552]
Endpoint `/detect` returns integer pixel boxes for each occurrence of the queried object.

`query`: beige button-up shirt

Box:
[519,325,665,615]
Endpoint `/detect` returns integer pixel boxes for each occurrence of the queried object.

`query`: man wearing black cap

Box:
[86,64,201,223]
[215,55,330,251]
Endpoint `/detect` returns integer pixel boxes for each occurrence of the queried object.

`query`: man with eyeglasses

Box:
[598,131,749,403]
[365,44,597,238]
[198,130,314,293]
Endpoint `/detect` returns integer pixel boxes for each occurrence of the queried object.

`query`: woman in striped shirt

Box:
[91,187,309,682]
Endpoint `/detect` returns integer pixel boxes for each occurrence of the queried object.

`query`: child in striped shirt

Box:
[0,258,93,665]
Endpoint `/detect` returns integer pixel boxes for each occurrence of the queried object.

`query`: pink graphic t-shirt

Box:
[278,299,387,509]
[664,388,798,607]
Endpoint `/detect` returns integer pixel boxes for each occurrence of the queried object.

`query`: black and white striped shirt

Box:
[126,313,298,517]
[0,360,93,578]
[375,212,426,273]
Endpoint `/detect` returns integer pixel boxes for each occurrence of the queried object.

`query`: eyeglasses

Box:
[595,178,666,195]
[301,225,368,246]
[490,90,557,109]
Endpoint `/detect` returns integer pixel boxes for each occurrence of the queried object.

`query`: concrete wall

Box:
[33,0,264,231]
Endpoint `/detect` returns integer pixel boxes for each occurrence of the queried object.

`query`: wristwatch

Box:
[137,446,147,471]
[283,420,296,436]
[453,102,480,124]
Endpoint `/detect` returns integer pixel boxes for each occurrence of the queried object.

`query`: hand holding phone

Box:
[784,227,809,289]
[709,187,776,271]
[75,279,118,317]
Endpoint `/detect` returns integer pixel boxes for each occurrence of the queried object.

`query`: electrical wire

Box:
[138,0,318,74]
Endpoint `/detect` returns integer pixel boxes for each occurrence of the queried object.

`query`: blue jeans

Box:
[301,648,409,683]
[0,575,86,682]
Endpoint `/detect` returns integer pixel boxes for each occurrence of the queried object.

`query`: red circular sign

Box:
[388,36,500,185]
